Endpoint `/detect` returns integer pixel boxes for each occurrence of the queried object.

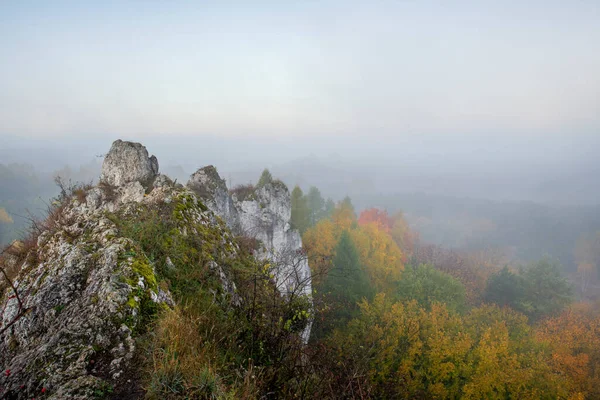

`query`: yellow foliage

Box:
[390,211,417,256]
[302,219,337,284]
[330,201,355,232]
[350,223,404,292]
[333,296,573,399]
[535,304,600,399]
[0,208,13,224]
[304,204,405,293]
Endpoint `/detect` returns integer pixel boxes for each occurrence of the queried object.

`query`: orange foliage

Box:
[535,304,600,399]
[358,208,393,233]
[358,208,418,257]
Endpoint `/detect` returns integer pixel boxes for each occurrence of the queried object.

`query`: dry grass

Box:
[229,184,255,201]
[98,180,118,202]
[0,177,91,287]
[146,306,232,399]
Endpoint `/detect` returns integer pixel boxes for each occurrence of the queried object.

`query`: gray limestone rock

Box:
[187,166,240,231]
[0,140,314,398]
[100,140,159,188]
[187,168,313,342]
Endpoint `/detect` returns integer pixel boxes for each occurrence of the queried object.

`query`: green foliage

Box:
[484,266,528,309]
[306,186,325,226]
[397,263,467,312]
[520,258,573,320]
[290,185,336,235]
[109,190,319,398]
[290,186,309,234]
[485,259,572,321]
[324,198,335,218]
[313,230,373,338]
[256,168,273,188]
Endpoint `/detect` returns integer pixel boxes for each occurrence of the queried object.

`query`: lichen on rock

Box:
[0,200,165,399]
[100,139,159,188]
[0,139,313,398]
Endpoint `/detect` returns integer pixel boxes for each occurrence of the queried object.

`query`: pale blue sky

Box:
[1,0,598,141]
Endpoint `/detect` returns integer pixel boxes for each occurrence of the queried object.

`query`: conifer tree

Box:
[291,186,309,234]
[313,230,373,338]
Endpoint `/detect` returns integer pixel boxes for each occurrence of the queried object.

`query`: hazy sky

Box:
[1,0,598,143]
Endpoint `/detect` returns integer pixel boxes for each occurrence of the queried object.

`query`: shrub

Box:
[98,180,117,202]
[230,184,255,201]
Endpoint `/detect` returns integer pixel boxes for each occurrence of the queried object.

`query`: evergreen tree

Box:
[307,186,326,226]
[484,266,527,310]
[290,186,309,234]
[313,230,373,338]
[324,198,335,218]
[256,168,273,188]
[485,260,572,321]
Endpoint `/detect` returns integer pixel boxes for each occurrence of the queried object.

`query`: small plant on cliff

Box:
[230,184,255,201]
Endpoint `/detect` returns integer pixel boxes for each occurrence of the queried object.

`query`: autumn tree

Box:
[330,295,569,399]
[390,211,417,256]
[350,222,404,293]
[331,196,356,232]
[413,244,493,306]
[302,219,337,285]
[305,200,405,293]
[536,304,600,399]
[358,208,393,233]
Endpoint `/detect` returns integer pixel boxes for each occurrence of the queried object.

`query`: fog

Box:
[1,1,600,273]
[2,131,599,205]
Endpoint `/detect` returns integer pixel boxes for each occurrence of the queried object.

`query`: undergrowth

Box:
[108,192,315,399]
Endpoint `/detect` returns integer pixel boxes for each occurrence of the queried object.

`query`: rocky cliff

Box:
[187,167,312,316]
[0,140,312,399]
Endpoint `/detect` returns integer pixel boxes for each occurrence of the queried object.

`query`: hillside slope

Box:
[0,140,312,399]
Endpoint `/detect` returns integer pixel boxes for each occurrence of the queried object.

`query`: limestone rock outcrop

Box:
[0,140,312,398]
[0,141,229,398]
[0,181,172,399]
[100,139,159,187]
[187,168,313,341]
[187,166,239,230]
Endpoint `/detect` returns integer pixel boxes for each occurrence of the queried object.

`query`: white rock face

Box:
[0,192,170,398]
[100,139,159,187]
[0,140,246,398]
[188,166,240,230]
[187,170,313,342]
